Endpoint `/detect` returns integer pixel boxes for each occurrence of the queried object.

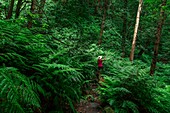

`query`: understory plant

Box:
[0,20,93,113]
[0,67,41,113]
[98,59,170,113]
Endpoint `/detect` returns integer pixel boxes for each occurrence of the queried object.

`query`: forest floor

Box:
[75,80,103,113]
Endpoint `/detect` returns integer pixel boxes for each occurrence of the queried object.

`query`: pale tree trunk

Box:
[6,0,15,19]
[129,0,143,61]
[150,0,167,75]
[28,0,36,28]
[98,0,108,45]
[121,0,128,58]
[15,0,22,18]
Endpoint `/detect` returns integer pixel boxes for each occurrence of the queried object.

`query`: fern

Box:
[0,67,41,113]
[98,58,170,113]
[30,55,84,112]
[122,101,139,113]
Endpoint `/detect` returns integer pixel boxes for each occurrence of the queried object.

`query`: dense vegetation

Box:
[0,0,170,113]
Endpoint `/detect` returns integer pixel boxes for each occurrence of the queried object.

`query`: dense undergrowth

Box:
[98,57,170,113]
[0,1,170,112]
[0,18,170,113]
[0,20,96,113]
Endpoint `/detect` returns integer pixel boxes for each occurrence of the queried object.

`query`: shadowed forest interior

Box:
[0,0,170,113]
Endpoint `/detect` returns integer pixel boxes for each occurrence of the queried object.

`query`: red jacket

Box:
[98,59,103,67]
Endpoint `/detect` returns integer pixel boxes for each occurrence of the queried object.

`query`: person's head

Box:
[98,56,102,59]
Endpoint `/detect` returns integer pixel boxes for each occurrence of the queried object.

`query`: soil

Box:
[75,82,103,113]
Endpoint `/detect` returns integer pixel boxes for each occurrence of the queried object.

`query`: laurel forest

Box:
[0,0,170,113]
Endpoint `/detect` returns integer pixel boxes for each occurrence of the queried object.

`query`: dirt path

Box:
[76,82,103,113]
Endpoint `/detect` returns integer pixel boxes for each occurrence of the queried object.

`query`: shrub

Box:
[98,59,170,113]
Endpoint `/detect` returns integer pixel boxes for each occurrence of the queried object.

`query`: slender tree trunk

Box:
[99,0,102,10]
[95,0,103,14]
[15,0,23,18]
[150,0,167,75]
[6,0,15,19]
[98,0,108,45]
[28,0,36,28]
[95,0,99,14]
[121,0,128,58]
[129,0,143,61]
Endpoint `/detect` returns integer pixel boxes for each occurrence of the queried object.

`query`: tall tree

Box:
[150,0,167,75]
[98,0,108,45]
[121,0,128,57]
[129,0,143,61]
[95,0,101,14]
[15,0,22,18]
[28,0,36,28]
[6,0,15,19]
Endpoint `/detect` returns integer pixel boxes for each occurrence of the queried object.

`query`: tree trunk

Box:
[6,0,15,19]
[95,0,103,14]
[28,0,36,28]
[98,0,108,45]
[129,0,143,61]
[121,0,128,58]
[99,0,102,10]
[15,0,23,18]
[150,0,167,75]
[95,0,99,14]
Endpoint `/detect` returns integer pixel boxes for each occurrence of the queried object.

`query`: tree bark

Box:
[129,0,143,61]
[28,0,36,28]
[98,0,108,45]
[6,0,15,19]
[95,0,99,14]
[15,0,23,18]
[150,0,167,75]
[121,0,128,58]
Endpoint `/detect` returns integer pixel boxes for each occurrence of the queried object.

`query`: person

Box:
[96,56,105,81]
[98,56,103,70]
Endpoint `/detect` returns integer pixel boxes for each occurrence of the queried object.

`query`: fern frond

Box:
[122,101,139,113]
[0,67,41,113]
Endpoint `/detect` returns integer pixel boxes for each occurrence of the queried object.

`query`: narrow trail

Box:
[76,81,103,113]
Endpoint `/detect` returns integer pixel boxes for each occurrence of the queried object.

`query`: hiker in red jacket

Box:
[97,56,105,81]
[98,56,103,70]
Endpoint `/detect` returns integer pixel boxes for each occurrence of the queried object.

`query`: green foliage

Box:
[155,62,170,83]
[0,0,170,112]
[0,20,90,112]
[0,67,40,113]
[98,59,170,113]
